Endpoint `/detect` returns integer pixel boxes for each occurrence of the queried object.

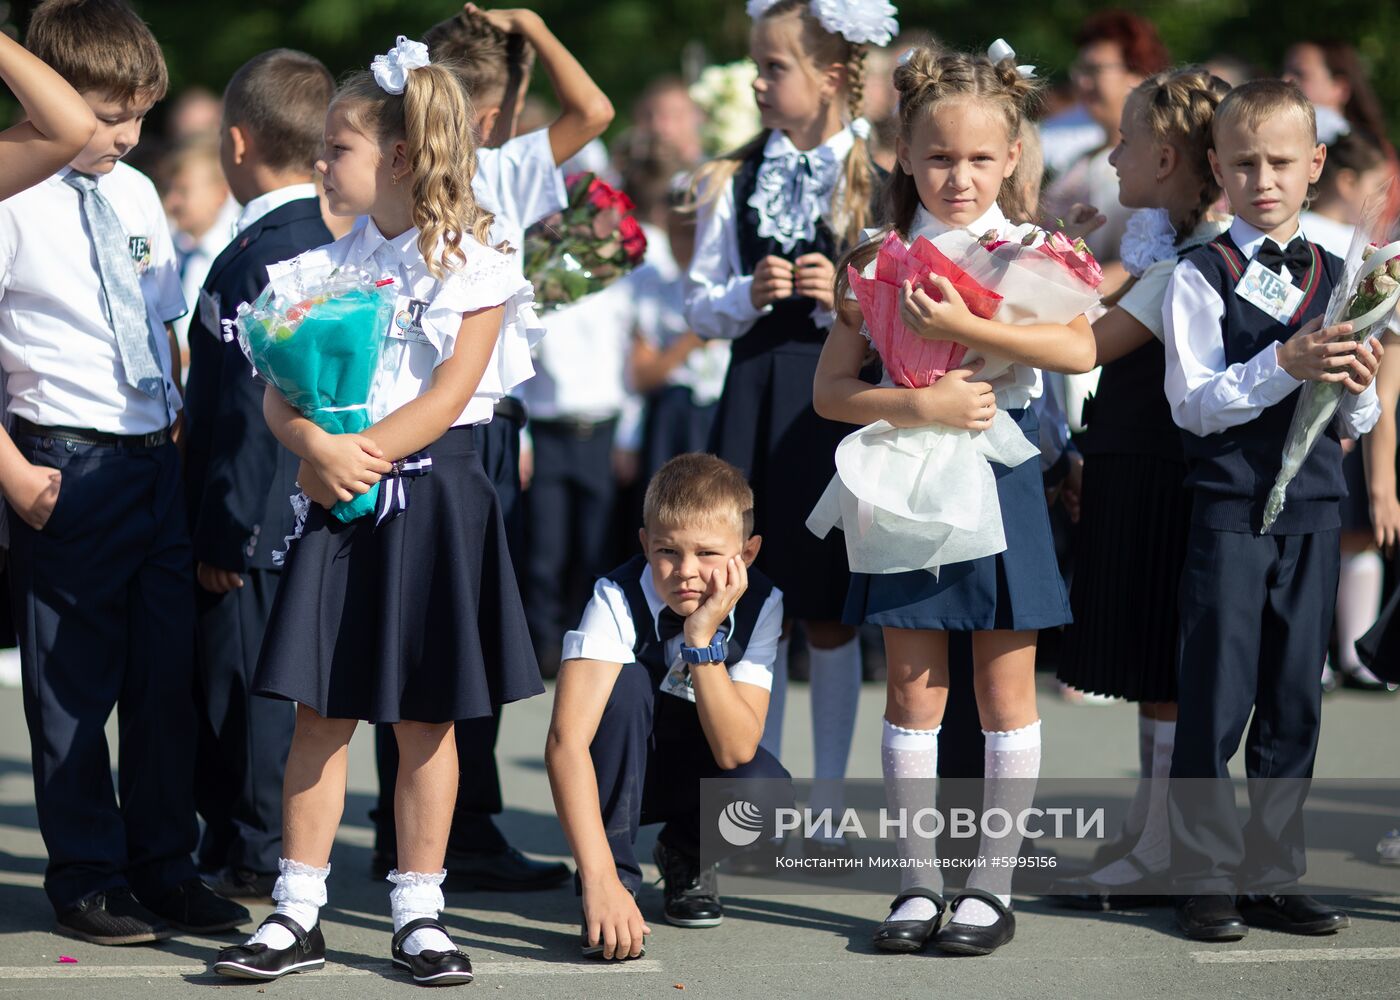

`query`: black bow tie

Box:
[1255,239,1312,275]
[658,607,687,642]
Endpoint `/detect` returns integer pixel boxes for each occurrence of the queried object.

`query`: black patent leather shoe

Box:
[1237,893,1349,935]
[443,846,571,892]
[934,889,1016,956]
[213,914,325,981]
[1175,894,1248,941]
[653,841,723,928]
[391,918,474,986]
[872,887,946,953]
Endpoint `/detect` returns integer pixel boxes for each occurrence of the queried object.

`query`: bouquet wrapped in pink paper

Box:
[809,222,1103,575]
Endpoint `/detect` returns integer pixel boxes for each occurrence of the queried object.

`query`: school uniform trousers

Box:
[181,198,330,877]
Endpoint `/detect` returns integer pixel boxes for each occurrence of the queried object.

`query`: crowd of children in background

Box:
[0,0,1397,986]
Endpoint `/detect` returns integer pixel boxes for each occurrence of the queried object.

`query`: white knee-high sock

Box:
[1119,714,1156,842]
[1089,719,1174,884]
[388,870,454,955]
[248,858,329,949]
[954,721,1042,927]
[758,637,790,760]
[882,719,943,921]
[1337,550,1384,673]
[808,636,862,830]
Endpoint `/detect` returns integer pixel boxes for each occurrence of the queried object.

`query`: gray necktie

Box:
[64,172,167,400]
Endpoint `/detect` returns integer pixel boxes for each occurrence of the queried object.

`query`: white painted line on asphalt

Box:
[1192,947,1400,964]
[0,959,663,979]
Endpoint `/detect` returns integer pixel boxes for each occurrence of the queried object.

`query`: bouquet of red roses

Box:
[523,172,647,312]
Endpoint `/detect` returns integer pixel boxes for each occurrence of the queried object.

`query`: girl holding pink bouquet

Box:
[812,43,1096,957]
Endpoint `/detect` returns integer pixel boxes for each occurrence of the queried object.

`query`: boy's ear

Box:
[741,533,762,566]
[1207,147,1224,188]
[638,526,649,553]
[1309,142,1327,184]
[228,124,249,167]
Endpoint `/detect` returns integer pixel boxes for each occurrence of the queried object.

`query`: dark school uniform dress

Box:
[565,555,793,893]
[182,194,330,877]
[692,130,880,623]
[251,220,543,724]
[1163,228,1367,893]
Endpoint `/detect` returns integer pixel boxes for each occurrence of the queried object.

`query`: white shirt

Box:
[562,561,783,691]
[1162,216,1380,439]
[474,128,568,255]
[632,257,731,407]
[235,183,318,236]
[685,128,855,341]
[519,276,637,422]
[0,163,186,433]
[267,218,540,426]
[173,195,241,347]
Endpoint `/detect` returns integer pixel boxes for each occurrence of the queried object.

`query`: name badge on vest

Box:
[1236,259,1304,323]
[198,289,222,338]
[389,298,433,345]
[660,658,698,702]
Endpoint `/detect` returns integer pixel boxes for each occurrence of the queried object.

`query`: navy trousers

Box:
[1169,524,1339,893]
[590,662,793,894]
[194,568,294,875]
[524,418,619,657]
[8,434,198,911]
[372,415,522,856]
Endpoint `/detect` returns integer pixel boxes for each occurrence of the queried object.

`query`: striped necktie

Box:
[64,171,167,400]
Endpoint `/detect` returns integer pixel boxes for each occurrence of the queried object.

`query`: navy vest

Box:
[729,136,883,363]
[1079,339,1182,462]
[1177,233,1345,533]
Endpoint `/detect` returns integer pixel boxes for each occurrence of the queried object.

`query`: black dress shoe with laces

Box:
[653,841,722,928]
[872,887,946,953]
[934,889,1017,956]
[391,918,474,986]
[1237,893,1349,935]
[213,914,326,980]
[56,887,175,945]
[1175,894,1248,941]
[139,877,250,933]
[443,846,571,892]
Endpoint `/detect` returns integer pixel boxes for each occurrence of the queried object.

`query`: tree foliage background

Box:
[2,0,1398,139]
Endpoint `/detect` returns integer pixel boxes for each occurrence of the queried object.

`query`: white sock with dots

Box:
[953,721,1042,928]
[388,870,455,955]
[758,637,790,759]
[882,719,943,921]
[248,858,329,949]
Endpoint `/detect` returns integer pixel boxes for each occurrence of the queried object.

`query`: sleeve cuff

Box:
[1251,343,1305,404]
[727,660,774,691]
[562,629,635,665]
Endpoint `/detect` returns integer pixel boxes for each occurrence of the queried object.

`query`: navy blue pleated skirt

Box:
[1339,445,1371,534]
[253,426,544,723]
[843,407,1072,631]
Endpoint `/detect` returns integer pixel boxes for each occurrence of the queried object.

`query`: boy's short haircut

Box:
[1212,78,1317,145]
[644,453,755,539]
[422,10,535,107]
[223,49,335,173]
[26,0,168,105]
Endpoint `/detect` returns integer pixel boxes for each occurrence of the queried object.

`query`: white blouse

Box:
[267,218,542,426]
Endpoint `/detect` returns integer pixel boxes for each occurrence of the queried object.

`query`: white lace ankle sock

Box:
[882,719,942,921]
[758,637,790,760]
[388,870,454,955]
[1337,550,1383,674]
[1089,720,1175,885]
[808,637,862,831]
[954,721,1042,928]
[248,858,329,949]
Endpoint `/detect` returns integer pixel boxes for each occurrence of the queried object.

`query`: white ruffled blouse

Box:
[267,218,542,426]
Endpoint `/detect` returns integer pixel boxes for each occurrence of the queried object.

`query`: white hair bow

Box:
[747,0,900,47]
[371,35,431,96]
[987,38,1035,80]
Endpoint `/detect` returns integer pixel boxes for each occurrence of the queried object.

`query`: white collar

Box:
[235,184,317,235]
[346,216,425,271]
[1229,215,1306,261]
[762,126,855,164]
[909,202,1011,242]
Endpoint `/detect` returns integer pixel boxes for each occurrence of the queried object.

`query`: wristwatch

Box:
[680,635,728,665]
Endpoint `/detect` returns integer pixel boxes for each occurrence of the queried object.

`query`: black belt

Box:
[530,415,618,441]
[494,396,527,426]
[12,416,171,449]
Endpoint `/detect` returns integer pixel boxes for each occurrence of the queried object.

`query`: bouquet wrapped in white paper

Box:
[808,225,1103,575]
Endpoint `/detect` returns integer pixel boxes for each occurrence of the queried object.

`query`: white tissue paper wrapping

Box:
[808,229,1100,575]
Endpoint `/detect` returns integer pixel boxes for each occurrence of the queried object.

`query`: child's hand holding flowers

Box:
[899,274,976,342]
